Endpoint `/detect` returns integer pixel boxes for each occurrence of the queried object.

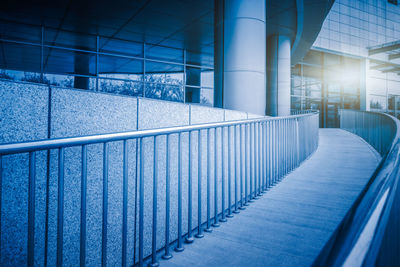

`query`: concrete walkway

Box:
[161,129,381,267]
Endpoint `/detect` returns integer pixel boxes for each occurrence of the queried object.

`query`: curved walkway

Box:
[161,129,381,267]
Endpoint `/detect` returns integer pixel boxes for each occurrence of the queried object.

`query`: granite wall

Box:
[0,79,262,266]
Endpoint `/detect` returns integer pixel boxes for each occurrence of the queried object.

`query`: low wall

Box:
[0,79,262,266]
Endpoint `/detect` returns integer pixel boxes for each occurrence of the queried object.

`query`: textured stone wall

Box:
[0,81,49,266]
[0,79,258,266]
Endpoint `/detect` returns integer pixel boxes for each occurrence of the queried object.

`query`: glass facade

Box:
[0,20,214,105]
[291,50,361,127]
[292,0,400,126]
[2,1,400,118]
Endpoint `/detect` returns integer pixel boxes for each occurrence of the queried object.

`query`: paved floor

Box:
[161,129,381,267]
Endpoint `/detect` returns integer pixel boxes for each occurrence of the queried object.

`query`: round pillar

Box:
[266,35,291,116]
[214,0,266,115]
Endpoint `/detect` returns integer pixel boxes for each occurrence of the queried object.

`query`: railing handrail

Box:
[0,112,318,155]
[313,109,400,266]
[1,110,320,266]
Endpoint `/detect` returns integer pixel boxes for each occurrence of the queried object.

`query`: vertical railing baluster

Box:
[233,125,239,214]
[139,139,144,266]
[134,139,139,265]
[269,121,271,185]
[256,122,259,196]
[102,143,109,267]
[81,145,87,267]
[290,119,292,171]
[256,123,260,197]
[196,130,204,238]
[175,134,184,252]
[220,127,227,222]
[290,120,293,172]
[287,119,290,174]
[227,126,233,218]
[278,120,282,180]
[257,122,263,195]
[122,142,128,267]
[263,122,267,190]
[150,137,159,267]
[291,119,293,171]
[213,128,220,227]
[277,120,280,181]
[57,147,64,267]
[296,118,300,167]
[163,135,172,259]
[254,123,259,199]
[205,129,212,232]
[260,123,263,194]
[289,120,292,172]
[273,121,276,183]
[280,120,283,179]
[244,124,249,206]
[282,119,288,176]
[0,155,2,262]
[289,119,293,172]
[267,121,270,188]
[265,121,268,188]
[249,123,254,202]
[28,151,36,267]
[274,120,277,184]
[239,124,245,210]
[253,123,257,198]
[271,120,274,186]
[261,122,265,192]
[263,122,267,191]
[283,120,285,176]
[186,131,194,243]
[293,119,296,169]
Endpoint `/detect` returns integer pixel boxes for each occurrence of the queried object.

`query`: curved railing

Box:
[313,109,400,266]
[0,113,319,267]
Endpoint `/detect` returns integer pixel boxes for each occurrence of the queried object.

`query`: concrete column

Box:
[214,0,266,115]
[266,35,291,116]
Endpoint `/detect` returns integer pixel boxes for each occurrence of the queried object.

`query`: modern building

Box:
[0,0,336,117]
[1,1,400,267]
[292,0,400,127]
[2,1,399,124]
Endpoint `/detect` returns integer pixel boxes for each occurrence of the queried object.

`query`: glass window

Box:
[98,55,143,81]
[0,21,214,104]
[43,48,96,76]
[0,21,41,44]
[0,42,41,73]
[370,95,387,110]
[43,73,75,88]
[200,88,213,106]
[45,29,97,52]
[146,61,184,76]
[201,71,214,89]
[99,37,143,57]
[186,50,213,68]
[99,78,143,97]
[145,83,183,102]
[146,45,183,63]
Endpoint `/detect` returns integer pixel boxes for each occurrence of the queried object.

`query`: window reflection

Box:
[0,21,213,105]
[291,50,360,127]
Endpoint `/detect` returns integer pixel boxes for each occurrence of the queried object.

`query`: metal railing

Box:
[314,109,400,266]
[290,109,319,115]
[0,112,319,267]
